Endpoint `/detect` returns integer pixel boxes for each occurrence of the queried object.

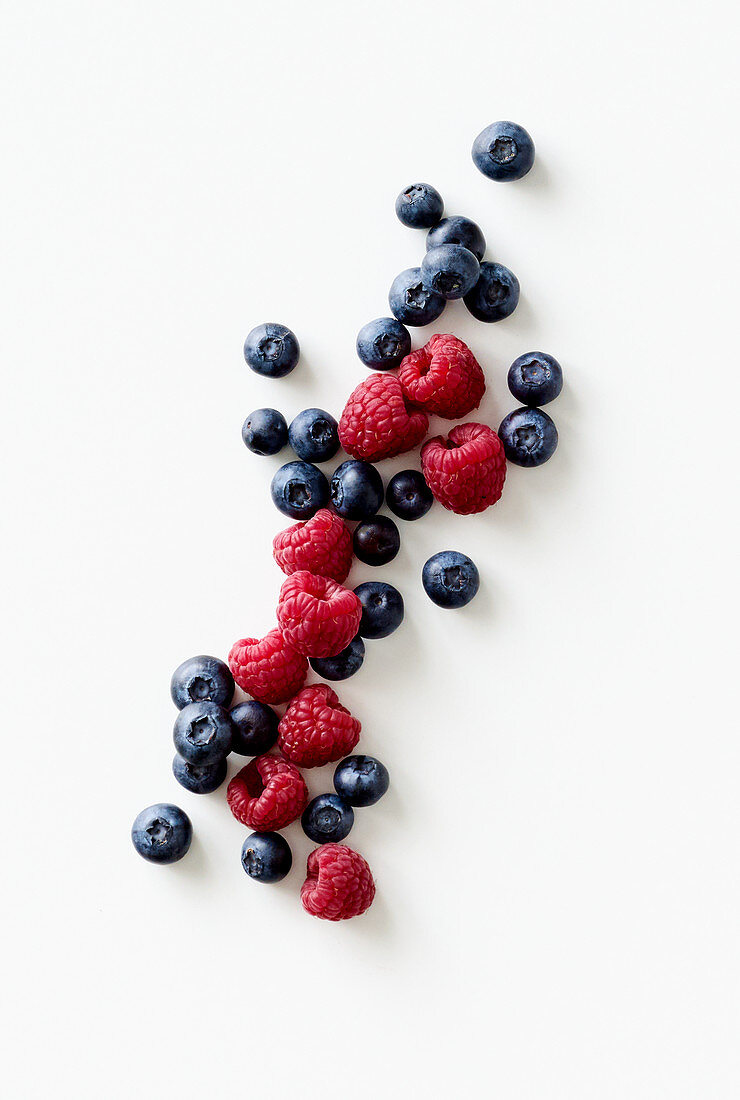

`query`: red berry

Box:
[276,571,362,659]
[228,628,308,704]
[398,333,485,420]
[338,373,428,462]
[227,753,308,830]
[301,843,376,920]
[421,422,506,514]
[272,508,353,584]
[278,684,361,768]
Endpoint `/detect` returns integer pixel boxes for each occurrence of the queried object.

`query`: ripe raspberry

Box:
[278,684,361,768]
[228,628,308,705]
[272,508,353,584]
[227,753,308,831]
[301,843,376,920]
[421,422,507,515]
[276,571,362,659]
[338,373,428,462]
[398,333,485,420]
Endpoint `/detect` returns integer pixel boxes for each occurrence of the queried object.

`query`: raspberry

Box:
[421,422,507,515]
[272,508,353,584]
[276,571,362,659]
[398,333,485,420]
[227,753,308,831]
[300,843,376,920]
[338,373,428,462]
[228,628,308,704]
[278,684,361,768]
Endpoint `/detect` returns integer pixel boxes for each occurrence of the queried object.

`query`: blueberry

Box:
[241,831,292,884]
[170,655,234,710]
[229,700,279,756]
[385,469,433,521]
[353,516,400,566]
[309,636,365,681]
[241,408,288,456]
[271,460,329,519]
[172,754,227,794]
[389,267,446,327]
[472,121,535,182]
[330,459,383,520]
[333,755,390,807]
[288,408,339,463]
[356,317,412,371]
[243,323,299,378]
[172,700,233,766]
[421,244,480,300]
[498,407,558,467]
[131,803,192,864]
[354,581,404,639]
[464,261,520,322]
[426,216,486,262]
[301,794,354,844]
[507,352,563,407]
[422,550,479,609]
[395,182,444,229]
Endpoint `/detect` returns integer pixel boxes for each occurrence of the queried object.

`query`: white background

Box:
[2,1,738,1097]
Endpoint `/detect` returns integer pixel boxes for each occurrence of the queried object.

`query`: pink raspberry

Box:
[278,684,360,768]
[421,421,506,514]
[301,843,376,920]
[227,754,308,831]
[228,628,308,704]
[272,508,353,584]
[338,373,428,462]
[398,333,486,419]
[276,571,362,658]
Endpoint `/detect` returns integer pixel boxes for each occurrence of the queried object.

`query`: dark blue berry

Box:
[464,261,520,322]
[333,755,390,807]
[271,460,329,519]
[241,831,292,884]
[229,700,279,756]
[330,460,383,520]
[354,581,404,639]
[131,803,192,864]
[389,267,446,327]
[472,121,535,182]
[172,754,227,794]
[170,655,234,710]
[356,317,411,371]
[288,408,339,463]
[301,794,354,844]
[498,407,558,467]
[422,550,479,609]
[507,352,563,407]
[421,244,480,300]
[353,516,400,566]
[243,323,299,378]
[426,216,486,262]
[309,636,365,681]
[385,469,433,521]
[241,408,288,456]
[172,701,233,766]
[395,182,444,229]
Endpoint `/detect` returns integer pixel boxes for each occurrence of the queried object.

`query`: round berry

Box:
[422,550,479,609]
[356,317,412,371]
[131,803,192,865]
[464,261,520,323]
[472,121,535,182]
[288,408,339,463]
[172,754,227,794]
[385,469,433,521]
[507,352,563,407]
[388,267,446,327]
[426,216,486,262]
[395,182,444,229]
[498,407,558,467]
[170,655,234,710]
[354,581,404,639]
[421,244,480,300]
[334,755,390,807]
[241,408,288,456]
[309,636,365,681]
[229,700,279,756]
[271,460,330,520]
[353,516,400,566]
[301,793,354,844]
[243,322,299,378]
[330,459,383,520]
[172,701,233,766]
[241,831,292,884]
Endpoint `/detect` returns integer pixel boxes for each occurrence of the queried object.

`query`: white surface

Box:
[2,2,738,1097]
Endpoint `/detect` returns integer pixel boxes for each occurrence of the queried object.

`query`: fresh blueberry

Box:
[288,408,339,463]
[395,182,444,229]
[421,244,480,300]
[426,216,486,262]
[271,460,329,519]
[472,121,535,182]
[356,317,412,371]
[241,831,292,884]
[309,636,365,681]
[170,655,234,710]
[385,469,433,521]
[354,581,404,639]
[301,794,354,844]
[333,755,390,807]
[330,459,383,520]
[498,407,558,467]
[172,701,233,766]
[353,516,400,566]
[229,700,279,756]
[389,267,446,327]
[463,261,520,322]
[241,408,288,456]
[422,550,479,609]
[131,803,192,864]
[172,754,227,794]
[507,352,563,407]
[243,323,299,378]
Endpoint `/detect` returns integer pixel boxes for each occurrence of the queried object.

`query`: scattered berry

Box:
[278,684,361,768]
[172,701,233,766]
[276,571,362,658]
[288,408,339,463]
[472,121,535,182]
[354,581,404,639]
[170,655,234,710]
[395,182,444,229]
[330,459,384,520]
[243,322,300,378]
[385,469,433,521]
[356,316,411,371]
[229,700,279,756]
[464,261,520,322]
[241,408,288,456]
[422,422,506,514]
[421,244,479,300]
[338,373,428,462]
[422,550,480,609]
[228,628,308,704]
[310,635,365,681]
[172,754,227,794]
[270,460,329,520]
[301,843,375,921]
[426,216,486,262]
[507,351,563,407]
[227,754,308,831]
[131,803,192,864]
[273,507,353,583]
[334,755,390,807]
[499,407,558,466]
[241,831,292,884]
[388,267,446,327]
[353,516,400,567]
[302,794,354,844]
[398,333,485,420]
